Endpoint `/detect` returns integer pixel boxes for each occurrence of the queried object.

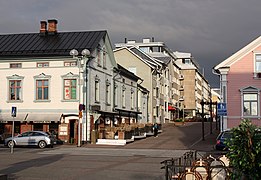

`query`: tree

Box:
[226,119,261,179]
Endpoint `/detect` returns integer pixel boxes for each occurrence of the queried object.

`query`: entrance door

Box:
[69,120,75,143]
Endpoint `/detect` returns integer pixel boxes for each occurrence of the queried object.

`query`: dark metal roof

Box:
[0,31,107,57]
[155,56,171,64]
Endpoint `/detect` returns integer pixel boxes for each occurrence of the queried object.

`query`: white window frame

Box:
[34,73,51,102]
[114,84,118,107]
[106,80,111,105]
[131,89,134,110]
[61,72,78,102]
[122,85,126,108]
[7,74,24,102]
[95,76,100,103]
[240,86,260,118]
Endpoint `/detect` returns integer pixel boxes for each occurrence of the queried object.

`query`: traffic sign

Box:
[217,103,227,116]
[11,106,17,117]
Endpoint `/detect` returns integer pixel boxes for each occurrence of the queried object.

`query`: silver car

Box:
[4,131,54,149]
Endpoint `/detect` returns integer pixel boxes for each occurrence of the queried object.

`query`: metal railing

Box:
[161,151,232,180]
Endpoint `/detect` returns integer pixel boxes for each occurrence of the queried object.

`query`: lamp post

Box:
[70,48,91,147]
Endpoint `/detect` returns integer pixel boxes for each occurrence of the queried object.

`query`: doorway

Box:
[69,120,76,144]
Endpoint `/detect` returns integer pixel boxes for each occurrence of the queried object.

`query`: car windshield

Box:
[222,131,231,138]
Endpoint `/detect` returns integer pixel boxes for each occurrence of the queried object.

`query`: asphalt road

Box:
[0,122,221,180]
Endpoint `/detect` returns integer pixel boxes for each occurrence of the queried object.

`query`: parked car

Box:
[215,130,231,150]
[4,131,55,149]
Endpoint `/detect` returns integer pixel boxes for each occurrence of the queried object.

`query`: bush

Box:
[226,119,261,179]
[174,119,184,122]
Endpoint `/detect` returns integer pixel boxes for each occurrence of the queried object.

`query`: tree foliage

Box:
[226,119,261,179]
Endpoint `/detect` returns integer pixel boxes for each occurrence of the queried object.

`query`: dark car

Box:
[215,130,231,150]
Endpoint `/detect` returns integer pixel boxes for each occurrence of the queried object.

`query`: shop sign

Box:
[33,121,51,123]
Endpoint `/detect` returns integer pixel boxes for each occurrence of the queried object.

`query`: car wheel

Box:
[7,140,14,148]
[38,141,47,149]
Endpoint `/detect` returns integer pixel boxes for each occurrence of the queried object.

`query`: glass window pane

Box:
[44,80,48,86]
[252,102,258,115]
[71,80,76,86]
[71,88,76,99]
[44,88,48,99]
[244,102,250,115]
[37,81,42,87]
[37,89,42,99]
[244,94,257,101]
[256,62,261,72]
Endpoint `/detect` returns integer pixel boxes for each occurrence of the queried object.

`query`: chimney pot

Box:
[47,19,58,35]
[40,21,47,36]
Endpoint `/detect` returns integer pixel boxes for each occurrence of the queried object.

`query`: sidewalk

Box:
[83,122,220,152]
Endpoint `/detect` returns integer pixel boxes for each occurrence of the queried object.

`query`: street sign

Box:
[217,103,227,116]
[11,106,17,117]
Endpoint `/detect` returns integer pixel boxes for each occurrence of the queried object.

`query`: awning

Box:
[168,106,176,111]
[0,112,62,123]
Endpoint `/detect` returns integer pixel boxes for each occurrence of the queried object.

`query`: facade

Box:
[115,38,181,123]
[114,46,162,123]
[0,19,145,144]
[214,36,261,130]
[174,51,211,118]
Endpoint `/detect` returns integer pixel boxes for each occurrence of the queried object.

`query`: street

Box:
[0,122,220,180]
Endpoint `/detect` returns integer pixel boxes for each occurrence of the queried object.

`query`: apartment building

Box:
[174,51,211,118]
[115,38,181,123]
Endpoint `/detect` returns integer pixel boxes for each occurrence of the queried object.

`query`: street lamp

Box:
[70,48,90,147]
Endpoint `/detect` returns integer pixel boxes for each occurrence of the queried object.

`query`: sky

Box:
[0,0,261,88]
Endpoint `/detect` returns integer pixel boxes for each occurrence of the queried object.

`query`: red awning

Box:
[168,106,176,111]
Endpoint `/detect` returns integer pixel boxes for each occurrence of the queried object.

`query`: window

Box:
[95,78,100,102]
[114,84,118,107]
[64,61,77,67]
[243,94,258,116]
[64,79,77,100]
[131,90,134,109]
[240,86,260,117]
[10,63,22,68]
[106,80,111,105]
[9,80,21,100]
[255,54,261,72]
[122,86,126,108]
[36,80,49,100]
[37,62,49,68]
[103,48,106,68]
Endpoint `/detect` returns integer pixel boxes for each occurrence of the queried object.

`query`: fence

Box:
[161,151,232,180]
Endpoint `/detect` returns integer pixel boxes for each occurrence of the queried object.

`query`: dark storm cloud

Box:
[1,0,261,87]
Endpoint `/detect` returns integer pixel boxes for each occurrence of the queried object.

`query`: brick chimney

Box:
[40,21,47,36]
[47,19,58,35]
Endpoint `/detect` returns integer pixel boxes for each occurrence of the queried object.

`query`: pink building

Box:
[214,36,261,130]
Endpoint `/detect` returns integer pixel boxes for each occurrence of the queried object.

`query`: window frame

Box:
[63,79,77,100]
[34,73,51,102]
[122,85,126,108]
[240,86,260,118]
[37,62,49,68]
[7,74,24,103]
[95,77,100,103]
[106,80,111,105]
[10,63,22,68]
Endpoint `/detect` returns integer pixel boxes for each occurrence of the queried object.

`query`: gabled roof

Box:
[0,31,107,57]
[114,47,156,69]
[214,36,261,71]
[128,47,162,68]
